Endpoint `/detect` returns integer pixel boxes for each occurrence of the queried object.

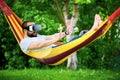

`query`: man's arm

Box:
[27,28,68,50]
[46,27,70,40]
[28,23,73,50]
[28,36,60,50]
[46,32,67,40]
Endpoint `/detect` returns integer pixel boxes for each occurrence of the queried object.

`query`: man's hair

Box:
[22,21,34,29]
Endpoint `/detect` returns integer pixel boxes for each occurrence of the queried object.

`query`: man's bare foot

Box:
[92,14,103,30]
[93,14,102,26]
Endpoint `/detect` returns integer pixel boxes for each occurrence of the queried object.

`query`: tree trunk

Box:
[63,0,79,70]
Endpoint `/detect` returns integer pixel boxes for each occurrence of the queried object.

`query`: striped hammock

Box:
[0,0,120,65]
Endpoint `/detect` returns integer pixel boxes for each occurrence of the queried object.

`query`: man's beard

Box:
[27,32,37,37]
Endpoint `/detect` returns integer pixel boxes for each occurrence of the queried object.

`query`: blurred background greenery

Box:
[0,0,120,70]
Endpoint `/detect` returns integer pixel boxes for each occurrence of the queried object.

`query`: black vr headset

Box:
[23,24,41,32]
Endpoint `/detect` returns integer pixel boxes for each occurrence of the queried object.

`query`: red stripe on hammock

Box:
[0,1,21,43]
[5,1,24,40]
[0,0,12,15]
[5,15,21,43]
[108,7,120,23]
[10,15,22,43]
[0,0,24,42]
[13,13,24,40]
[13,13,24,39]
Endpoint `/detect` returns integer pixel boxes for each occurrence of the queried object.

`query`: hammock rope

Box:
[0,0,120,65]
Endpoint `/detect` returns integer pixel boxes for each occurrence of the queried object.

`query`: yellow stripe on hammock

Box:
[8,15,23,42]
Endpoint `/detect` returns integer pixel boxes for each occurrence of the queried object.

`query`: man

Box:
[20,14,102,53]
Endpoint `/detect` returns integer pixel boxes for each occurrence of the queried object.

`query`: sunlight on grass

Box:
[0,68,120,80]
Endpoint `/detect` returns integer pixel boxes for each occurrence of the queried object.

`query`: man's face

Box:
[26,22,37,37]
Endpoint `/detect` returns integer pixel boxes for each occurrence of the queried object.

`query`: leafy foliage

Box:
[0,0,120,69]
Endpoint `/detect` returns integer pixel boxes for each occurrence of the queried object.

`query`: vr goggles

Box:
[23,24,41,32]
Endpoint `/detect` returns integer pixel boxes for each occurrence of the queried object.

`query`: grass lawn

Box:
[0,68,120,80]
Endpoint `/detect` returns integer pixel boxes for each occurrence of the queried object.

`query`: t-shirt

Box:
[20,34,55,53]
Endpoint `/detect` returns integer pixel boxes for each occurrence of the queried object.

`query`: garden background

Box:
[0,0,120,80]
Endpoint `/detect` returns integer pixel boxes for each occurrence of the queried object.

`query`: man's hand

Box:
[65,20,73,35]
[58,27,63,39]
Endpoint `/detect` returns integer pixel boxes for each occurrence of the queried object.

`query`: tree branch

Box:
[63,0,70,22]
[53,0,65,25]
[71,0,79,27]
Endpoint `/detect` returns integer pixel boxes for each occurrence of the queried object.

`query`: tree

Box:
[53,0,80,70]
[63,0,79,70]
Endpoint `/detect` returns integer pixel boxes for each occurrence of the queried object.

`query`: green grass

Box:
[0,68,120,80]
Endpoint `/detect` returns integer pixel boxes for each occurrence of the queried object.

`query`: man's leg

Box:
[69,14,103,42]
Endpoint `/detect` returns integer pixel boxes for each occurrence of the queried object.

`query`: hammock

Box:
[0,0,120,65]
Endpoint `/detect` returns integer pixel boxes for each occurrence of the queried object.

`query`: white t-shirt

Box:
[20,34,55,53]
